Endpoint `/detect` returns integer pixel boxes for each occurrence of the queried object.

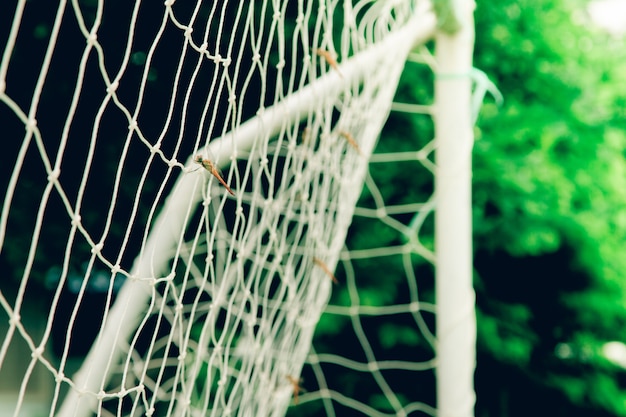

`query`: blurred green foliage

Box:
[472,0,626,415]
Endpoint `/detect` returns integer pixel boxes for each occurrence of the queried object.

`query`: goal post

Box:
[0,1,478,416]
[434,1,477,417]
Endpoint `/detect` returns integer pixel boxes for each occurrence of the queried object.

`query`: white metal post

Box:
[434,1,477,417]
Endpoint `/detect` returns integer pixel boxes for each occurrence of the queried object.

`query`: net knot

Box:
[9,313,21,326]
[91,242,104,255]
[367,361,379,372]
[31,346,45,359]
[26,118,37,131]
[149,143,161,154]
[163,0,175,6]
[106,80,119,94]
[71,214,82,226]
[47,168,61,182]
[86,32,97,45]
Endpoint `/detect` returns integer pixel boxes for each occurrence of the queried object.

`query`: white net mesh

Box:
[291,50,440,417]
[0,1,469,417]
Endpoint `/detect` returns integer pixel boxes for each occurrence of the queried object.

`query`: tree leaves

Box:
[473,0,626,415]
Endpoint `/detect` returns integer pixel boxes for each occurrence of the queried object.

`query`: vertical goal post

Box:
[433,1,477,417]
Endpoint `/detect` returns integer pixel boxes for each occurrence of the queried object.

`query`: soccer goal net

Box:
[0,0,477,416]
